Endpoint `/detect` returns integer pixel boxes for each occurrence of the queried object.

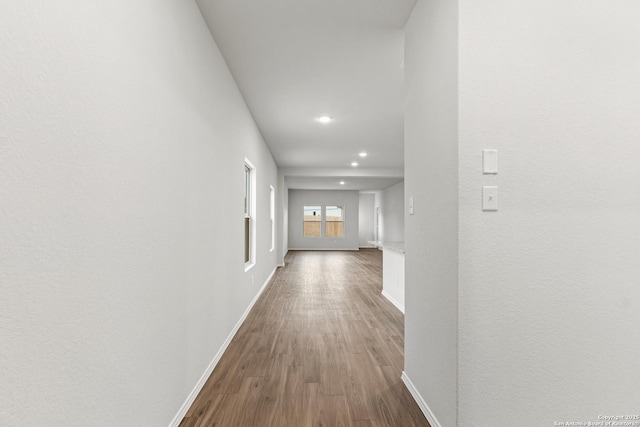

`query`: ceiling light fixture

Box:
[359,152,367,157]
[316,116,332,124]
[351,162,358,167]
[339,181,345,185]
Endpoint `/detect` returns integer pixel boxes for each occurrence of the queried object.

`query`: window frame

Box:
[244,159,256,271]
[303,205,323,238]
[302,205,346,238]
[325,205,345,238]
[269,185,275,252]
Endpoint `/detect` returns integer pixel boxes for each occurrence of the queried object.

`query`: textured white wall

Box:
[404,0,458,426]
[283,180,289,256]
[277,171,288,264]
[458,1,640,425]
[380,182,405,242]
[358,193,375,246]
[0,1,278,426]
[373,191,382,240]
[288,190,360,250]
[371,182,405,244]
[382,249,405,313]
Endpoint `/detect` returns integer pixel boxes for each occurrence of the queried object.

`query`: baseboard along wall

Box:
[401,371,444,427]
[168,266,279,427]
[381,290,405,314]
[287,248,360,251]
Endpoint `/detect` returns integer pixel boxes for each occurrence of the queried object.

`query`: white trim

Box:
[244,158,256,267]
[359,245,378,249]
[269,185,275,252]
[401,372,443,427]
[287,248,359,251]
[303,204,323,238]
[381,290,405,314]
[168,266,278,427]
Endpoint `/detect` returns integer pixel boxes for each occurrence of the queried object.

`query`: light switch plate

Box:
[483,149,498,174]
[408,196,414,215]
[483,186,498,211]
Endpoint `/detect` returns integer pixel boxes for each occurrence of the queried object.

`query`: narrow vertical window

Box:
[326,206,344,237]
[244,159,256,269]
[303,205,322,237]
[244,165,251,263]
[270,185,275,252]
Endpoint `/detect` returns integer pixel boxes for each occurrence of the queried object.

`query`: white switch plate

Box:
[408,196,414,215]
[483,186,498,211]
[483,149,498,174]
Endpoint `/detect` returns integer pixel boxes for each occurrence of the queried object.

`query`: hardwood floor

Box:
[180,249,429,427]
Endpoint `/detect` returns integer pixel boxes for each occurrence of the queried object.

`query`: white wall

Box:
[380,182,405,242]
[405,1,640,426]
[373,191,382,240]
[277,171,289,265]
[372,181,406,243]
[404,1,458,426]
[382,249,405,313]
[0,2,278,426]
[288,190,359,250]
[358,193,375,247]
[458,1,640,425]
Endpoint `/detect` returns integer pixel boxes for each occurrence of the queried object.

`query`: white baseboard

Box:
[168,266,278,427]
[287,248,359,251]
[401,371,443,427]
[381,290,405,314]
[359,245,378,249]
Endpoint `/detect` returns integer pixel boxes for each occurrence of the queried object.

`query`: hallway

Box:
[180,250,429,426]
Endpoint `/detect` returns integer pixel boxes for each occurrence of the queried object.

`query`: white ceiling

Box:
[286,175,404,191]
[196,0,416,190]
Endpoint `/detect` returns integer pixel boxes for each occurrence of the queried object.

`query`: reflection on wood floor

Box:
[180,249,430,427]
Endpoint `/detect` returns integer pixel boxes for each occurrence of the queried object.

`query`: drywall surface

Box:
[277,171,288,265]
[458,1,640,425]
[404,0,458,426]
[283,179,289,257]
[358,193,375,246]
[380,182,405,242]
[373,191,382,240]
[0,2,278,426]
[372,182,405,243]
[382,249,405,313]
[288,190,359,250]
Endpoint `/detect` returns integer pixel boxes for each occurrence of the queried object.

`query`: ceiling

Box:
[196,0,416,191]
[285,175,404,192]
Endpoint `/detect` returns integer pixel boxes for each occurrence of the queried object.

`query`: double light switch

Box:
[483,149,498,211]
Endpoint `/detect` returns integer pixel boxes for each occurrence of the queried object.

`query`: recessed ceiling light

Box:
[351,162,358,167]
[316,116,332,124]
[339,181,345,185]
[359,152,367,157]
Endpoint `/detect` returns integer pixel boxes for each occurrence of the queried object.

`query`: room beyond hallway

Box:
[180,250,429,427]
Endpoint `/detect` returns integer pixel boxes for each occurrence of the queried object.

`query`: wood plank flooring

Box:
[180,249,429,427]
